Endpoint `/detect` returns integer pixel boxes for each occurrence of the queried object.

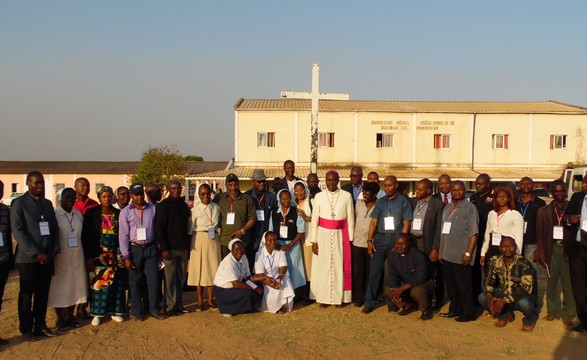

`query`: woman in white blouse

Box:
[254,231,295,313]
[480,187,524,267]
[187,184,221,311]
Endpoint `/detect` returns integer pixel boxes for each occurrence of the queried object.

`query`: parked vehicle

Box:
[562,166,587,200]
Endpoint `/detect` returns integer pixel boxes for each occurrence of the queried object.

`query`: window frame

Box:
[376,133,394,148]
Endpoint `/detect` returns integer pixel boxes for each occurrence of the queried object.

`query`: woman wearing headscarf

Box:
[213,239,273,317]
[293,180,314,303]
[82,186,126,326]
[48,188,87,330]
[254,231,295,313]
[187,183,222,311]
[269,189,306,292]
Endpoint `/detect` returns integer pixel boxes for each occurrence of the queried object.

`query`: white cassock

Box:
[309,188,355,304]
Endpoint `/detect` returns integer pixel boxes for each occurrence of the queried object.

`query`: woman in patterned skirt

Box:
[82,186,126,326]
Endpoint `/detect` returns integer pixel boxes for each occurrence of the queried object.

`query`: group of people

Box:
[1,161,587,344]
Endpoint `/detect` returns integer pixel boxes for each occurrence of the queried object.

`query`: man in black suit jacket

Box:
[566,176,587,332]
[433,174,452,205]
[341,166,365,206]
[410,178,445,310]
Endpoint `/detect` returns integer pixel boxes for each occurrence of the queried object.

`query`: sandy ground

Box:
[0,270,585,360]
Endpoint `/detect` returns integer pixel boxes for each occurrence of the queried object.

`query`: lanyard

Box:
[256,193,265,208]
[265,253,275,271]
[554,204,565,226]
[204,205,214,225]
[496,211,506,231]
[64,211,74,231]
[281,207,289,225]
[417,199,428,215]
[135,207,143,227]
[519,201,530,217]
[447,205,459,220]
[228,196,239,212]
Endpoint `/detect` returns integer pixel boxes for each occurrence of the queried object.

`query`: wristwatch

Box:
[240,229,246,235]
[464,252,471,257]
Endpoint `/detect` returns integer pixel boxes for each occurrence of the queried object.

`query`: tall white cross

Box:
[281,64,349,173]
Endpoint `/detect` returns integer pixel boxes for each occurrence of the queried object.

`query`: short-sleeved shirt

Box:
[371,193,413,235]
[213,253,251,288]
[439,200,479,265]
[213,192,257,247]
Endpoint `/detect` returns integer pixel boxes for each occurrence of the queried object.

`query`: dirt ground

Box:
[0,270,585,360]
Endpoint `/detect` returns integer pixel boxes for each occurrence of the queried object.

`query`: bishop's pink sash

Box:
[317,217,352,291]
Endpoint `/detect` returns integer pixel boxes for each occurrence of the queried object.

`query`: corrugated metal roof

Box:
[234,99,587,114]
[0,161,229,175]
[190,166,564,182]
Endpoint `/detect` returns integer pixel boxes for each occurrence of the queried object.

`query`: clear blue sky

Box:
[1,1,586,161]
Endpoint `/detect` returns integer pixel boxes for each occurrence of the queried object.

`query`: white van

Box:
[562,166,587,199]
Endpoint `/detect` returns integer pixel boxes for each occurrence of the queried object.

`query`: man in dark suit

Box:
[410,178,445,310]
[566,176,587,333]
[433,174,452,205]
[11,171,60,340]
[342,166,365,206]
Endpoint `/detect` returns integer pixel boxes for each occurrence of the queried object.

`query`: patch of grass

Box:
[434,351,452,360]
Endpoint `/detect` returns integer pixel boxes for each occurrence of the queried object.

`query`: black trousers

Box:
[443,261,475,318]
[0,261,11,312]
[17,262,53,334]
[351,244,370,304]
[568,253,587,326]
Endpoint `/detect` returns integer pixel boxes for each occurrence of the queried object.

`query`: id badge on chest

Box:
[384,216,395,231]
[256,209,265,222]
[442,222,452,235]
[491,232,502,246]
[39,221,50,236]
[67,231,78,248]
[0,232,4,247]
[137,227,147,241]
[226,212,236,225]
[208,227,216,240]
[524,222,528,234]
[412,218,422,231]
[553,226,564,240]
[280,225,288,239]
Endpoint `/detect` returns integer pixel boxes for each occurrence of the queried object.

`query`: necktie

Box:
[443,194,449,205]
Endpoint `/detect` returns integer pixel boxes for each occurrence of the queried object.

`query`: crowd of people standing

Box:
[1,160,587,344]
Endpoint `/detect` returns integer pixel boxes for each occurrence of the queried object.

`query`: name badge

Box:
[137,227,147,241]
[226,212,236,225]
[442,222,452,234]
[524,222,528,234]
[581,220,587,232]
[67,231,79,248]
[491,232,502,246]
[39,221,50,236]
[553,226,564,240]
[412,218,422,231]
[384,216,395,231]
[208,227,216,240]
[246,280,258,289]
[280,225,288,239]
[256,209,265,222]
[0,232,4,247]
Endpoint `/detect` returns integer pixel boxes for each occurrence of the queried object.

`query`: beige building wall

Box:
[0,173,129,205]
[235,107,587,169]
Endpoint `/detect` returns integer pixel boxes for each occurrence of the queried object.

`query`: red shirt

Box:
[73,197,99,216]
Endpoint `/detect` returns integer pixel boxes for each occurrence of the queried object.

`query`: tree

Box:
[131,145,188,191]
[183,155,204,161]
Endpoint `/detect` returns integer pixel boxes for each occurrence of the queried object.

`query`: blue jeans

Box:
[478,289,538,326]
[129,243,161,316]
[364,234,396,308]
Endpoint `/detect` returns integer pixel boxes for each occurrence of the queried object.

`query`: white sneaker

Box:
[91,316,101,326]
[111,315,124,323]
[222,313,232,318]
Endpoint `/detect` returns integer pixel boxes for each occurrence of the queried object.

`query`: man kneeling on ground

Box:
[386,234,434,320]
[478,236,538,331]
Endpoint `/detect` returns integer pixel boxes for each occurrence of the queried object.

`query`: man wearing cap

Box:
[119,183,166,320]
[156,180,191,315]
[213,174,257,260]
[245,169,276,271]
